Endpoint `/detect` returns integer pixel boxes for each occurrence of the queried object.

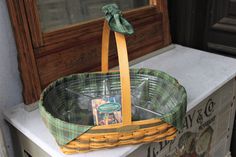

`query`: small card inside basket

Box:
[91,97,122,125]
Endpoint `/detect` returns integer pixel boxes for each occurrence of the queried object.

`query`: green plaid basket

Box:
[38,4,187,154]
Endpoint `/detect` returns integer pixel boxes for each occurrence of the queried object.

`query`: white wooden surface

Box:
[3,45,236,157]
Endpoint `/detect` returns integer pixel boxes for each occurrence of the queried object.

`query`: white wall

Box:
[0,0,23,156]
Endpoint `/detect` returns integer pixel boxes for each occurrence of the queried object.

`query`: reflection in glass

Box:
[37,0,149,32]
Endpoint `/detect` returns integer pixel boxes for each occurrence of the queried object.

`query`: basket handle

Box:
[101,21,132,126]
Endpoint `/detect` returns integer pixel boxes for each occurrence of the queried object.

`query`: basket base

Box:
[60,119,177,154]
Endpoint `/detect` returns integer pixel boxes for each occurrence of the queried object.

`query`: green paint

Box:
[98,102,121,113]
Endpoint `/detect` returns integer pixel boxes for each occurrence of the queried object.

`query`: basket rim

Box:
[38,68,187,145]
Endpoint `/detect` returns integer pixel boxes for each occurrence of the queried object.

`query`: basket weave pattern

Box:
[39,69,187,154]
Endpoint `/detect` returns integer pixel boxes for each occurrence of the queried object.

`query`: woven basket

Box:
[39,20,187,154]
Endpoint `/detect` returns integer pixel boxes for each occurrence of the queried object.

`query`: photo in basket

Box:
[91,96,122,125]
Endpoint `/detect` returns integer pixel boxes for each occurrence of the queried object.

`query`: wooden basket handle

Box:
[101,21,132,125]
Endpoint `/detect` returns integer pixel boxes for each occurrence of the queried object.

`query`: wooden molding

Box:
[208,42,236,55]
[205,0,236,55]
[6,0,42,104]
[152,0,171,45]
[23,0,43,47]
[212,17,236,33]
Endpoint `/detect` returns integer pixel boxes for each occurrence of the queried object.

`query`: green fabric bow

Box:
[102,4,134,35]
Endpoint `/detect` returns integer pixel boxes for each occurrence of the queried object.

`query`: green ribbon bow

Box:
[102,4,134,35]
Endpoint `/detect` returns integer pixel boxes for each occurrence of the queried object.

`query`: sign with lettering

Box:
[146,98,217,157]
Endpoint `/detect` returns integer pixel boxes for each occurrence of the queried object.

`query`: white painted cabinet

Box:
[4,45,236,157]
[11,127,51,157]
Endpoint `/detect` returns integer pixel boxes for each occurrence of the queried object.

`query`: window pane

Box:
[37,0,149,32]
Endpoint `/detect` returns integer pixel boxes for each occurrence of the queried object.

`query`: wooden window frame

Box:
[6,0,171,105]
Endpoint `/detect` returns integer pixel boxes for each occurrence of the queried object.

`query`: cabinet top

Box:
[4,45,236,157]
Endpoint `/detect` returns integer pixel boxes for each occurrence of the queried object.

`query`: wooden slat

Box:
[36,11,164,87]
[152,0,171,45]
[23,0,43,47]
[35,8,162,57]
[41,6,160,46]
[205,0,236,55]
[6,0,42,104]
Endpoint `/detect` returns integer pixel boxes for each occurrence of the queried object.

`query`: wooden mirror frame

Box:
[6,0,171,105]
